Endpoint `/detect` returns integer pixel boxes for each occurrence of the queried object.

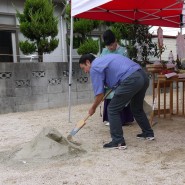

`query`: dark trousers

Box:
[108,69,154,144]
[103,99,134,125]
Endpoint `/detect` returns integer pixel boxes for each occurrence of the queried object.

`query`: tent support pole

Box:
[68,16,74,123]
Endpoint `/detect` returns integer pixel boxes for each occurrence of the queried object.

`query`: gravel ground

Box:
[0,95,185,185]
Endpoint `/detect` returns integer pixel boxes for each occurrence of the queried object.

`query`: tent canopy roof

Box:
[72,0,185,28]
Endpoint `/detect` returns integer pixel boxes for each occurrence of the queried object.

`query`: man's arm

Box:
[89,93,104,116]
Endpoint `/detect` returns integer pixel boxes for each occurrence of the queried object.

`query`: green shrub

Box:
[77,39,99,55]
[19,41,36,55]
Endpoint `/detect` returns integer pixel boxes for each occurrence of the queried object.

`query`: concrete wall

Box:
[0,62,155,115]
[0,62,94,114]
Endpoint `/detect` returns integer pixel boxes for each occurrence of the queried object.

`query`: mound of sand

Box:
[14,127,85,160]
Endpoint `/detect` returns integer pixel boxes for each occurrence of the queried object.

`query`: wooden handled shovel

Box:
[67,89,113,141]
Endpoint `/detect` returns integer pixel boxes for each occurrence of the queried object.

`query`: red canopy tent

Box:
[72,0,185,28]
[68,0,185,121]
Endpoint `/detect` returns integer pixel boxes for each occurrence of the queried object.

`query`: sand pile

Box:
[14,127,86,160]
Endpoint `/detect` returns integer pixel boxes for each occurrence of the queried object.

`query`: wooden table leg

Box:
[164,82,166,118]
[176,81,179,115]
[152,74,155,102]
[183,82,185,115]
[170,81,173,118]
[158,80,160,118]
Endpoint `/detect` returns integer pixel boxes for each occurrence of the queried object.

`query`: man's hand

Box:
[88,93,104,116]
[88,107,96,116]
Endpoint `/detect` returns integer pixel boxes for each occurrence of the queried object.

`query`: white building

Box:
[149,26,185,62]
[0,0,68,63]
[151,35,177,62]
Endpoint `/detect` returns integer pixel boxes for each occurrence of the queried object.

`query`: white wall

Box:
[0,0,22,13]
[150,37,177,62]
[43,5,66,63]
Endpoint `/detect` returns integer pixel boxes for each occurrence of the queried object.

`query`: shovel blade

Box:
[69,120,86,136]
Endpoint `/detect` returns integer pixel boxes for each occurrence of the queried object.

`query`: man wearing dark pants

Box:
[79,53,154,150]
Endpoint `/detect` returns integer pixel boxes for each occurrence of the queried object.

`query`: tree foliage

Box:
[16,0,59,62]
[65,4,101,55]
[102,22,165,66]
[77,39,99,55]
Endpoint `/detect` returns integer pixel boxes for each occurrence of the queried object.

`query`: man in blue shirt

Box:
[79,53,154,149]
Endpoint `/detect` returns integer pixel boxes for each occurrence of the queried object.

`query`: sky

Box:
[149,26,185,36]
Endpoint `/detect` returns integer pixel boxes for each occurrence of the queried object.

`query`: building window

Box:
[0,30,13,62]
[0,13,18,63]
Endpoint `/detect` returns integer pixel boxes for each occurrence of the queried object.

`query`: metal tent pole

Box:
[68,16,74,123]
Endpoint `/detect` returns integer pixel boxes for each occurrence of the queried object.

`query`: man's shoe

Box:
[137,133,155,141]
[103,141,127,150]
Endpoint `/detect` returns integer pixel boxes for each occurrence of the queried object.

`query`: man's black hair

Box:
[103,29,115,46]
[79,54,96,64]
